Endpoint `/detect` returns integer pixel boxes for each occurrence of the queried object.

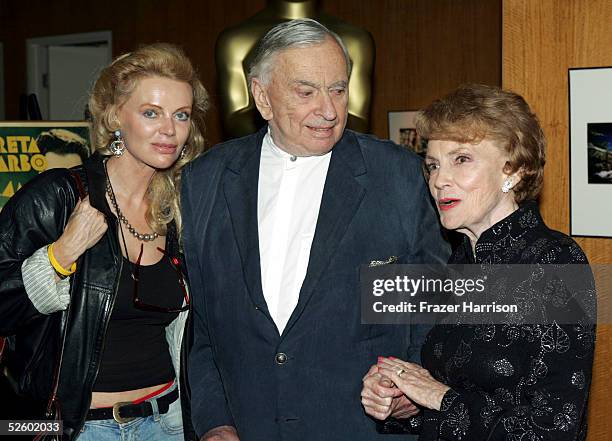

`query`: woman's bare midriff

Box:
[90,383,168,408]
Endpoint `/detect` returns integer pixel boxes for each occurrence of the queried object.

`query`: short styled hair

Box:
[88,43,209,236]
[415,84,546,203]
[37,129,89,163]
[248,18,352,86]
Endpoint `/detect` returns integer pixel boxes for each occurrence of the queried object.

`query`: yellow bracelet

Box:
[47,242,76,277]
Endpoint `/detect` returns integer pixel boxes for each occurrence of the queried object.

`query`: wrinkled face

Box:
[425,139,519,241]
[251,38,349,156]
[116,76,193,170]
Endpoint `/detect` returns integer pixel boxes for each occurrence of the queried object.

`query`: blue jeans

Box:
[78,384,184,441]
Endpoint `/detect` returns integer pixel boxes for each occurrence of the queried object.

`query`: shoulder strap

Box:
[37,169,87,430]
[69,170,87,200]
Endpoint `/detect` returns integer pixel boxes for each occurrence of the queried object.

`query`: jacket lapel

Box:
[84,153,113,217]
[84,153,121,259]
[282,131,367,337]
[222,128,273,320]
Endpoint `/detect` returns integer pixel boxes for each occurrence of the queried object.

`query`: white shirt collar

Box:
[263,128,332,164]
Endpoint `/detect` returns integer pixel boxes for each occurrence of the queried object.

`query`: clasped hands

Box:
[361,357,450,421]
[200,357,451,440]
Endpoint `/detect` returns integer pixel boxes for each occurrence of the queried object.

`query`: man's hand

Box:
[389,394,420,419]
[361,364,420,420]
[201,425,240,441]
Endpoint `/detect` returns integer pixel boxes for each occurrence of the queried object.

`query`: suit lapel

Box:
[222,128,273,320]
[282,131,367,337]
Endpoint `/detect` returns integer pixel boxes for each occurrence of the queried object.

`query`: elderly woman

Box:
[361,84,595,441]
[0,44,208,440]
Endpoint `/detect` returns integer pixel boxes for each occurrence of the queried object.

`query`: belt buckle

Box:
[112,401,136,424]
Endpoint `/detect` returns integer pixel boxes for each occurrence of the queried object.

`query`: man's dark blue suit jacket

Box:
[181,127,449,441]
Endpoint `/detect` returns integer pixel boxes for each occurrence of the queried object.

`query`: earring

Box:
[501,178,513,193]
[180,145,188,159]
[109,130,125,156]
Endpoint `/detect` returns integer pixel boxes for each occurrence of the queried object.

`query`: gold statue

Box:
[215,0,375,138]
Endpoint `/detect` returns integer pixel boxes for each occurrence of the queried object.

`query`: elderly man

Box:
[181,18,449,441]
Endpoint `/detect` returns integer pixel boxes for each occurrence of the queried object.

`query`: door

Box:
[27,31,112,120]
[48,45,108,120]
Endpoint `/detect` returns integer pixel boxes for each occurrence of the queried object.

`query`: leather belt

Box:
[86,388,179,423]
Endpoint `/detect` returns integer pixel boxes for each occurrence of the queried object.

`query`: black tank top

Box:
[93,254,183,392]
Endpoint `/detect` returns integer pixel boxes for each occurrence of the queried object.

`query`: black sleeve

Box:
[420,241,595,441]
[0,169,76,335]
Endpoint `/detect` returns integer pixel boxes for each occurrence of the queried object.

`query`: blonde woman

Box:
[0,43,208,440]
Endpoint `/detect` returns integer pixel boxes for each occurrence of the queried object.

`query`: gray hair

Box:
[248,18,352,85]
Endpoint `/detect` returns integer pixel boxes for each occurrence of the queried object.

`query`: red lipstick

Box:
[438,198,461,211]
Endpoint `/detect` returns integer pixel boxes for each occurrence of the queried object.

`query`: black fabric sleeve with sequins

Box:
[376,203,596,441]
[421,320,594,441]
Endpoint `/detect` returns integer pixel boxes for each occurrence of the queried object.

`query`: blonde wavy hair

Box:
[88,43,209,237]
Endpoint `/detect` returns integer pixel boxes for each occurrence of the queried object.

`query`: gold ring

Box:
[397,368,405,377]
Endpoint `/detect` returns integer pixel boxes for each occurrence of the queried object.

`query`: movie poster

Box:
[0,122,90,209]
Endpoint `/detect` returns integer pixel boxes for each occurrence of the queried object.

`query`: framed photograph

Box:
[388,110,426,157]
[569,67,612,237]
[0,121,90,209]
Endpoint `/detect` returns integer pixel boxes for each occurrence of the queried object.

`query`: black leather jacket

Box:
[0,154,194,440]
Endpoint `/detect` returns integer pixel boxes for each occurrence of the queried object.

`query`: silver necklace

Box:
[105,176,159,243]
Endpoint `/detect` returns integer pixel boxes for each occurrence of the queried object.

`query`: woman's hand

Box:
[377,357,450,411]
[52,197,107,269]
[361,364,420,420]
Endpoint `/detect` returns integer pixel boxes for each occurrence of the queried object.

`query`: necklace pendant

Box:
[105,180,160,243]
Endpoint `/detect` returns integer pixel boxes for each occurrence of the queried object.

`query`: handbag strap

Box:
[40,169,88,432]
[0,337,5,365]
[69,170,87,200]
